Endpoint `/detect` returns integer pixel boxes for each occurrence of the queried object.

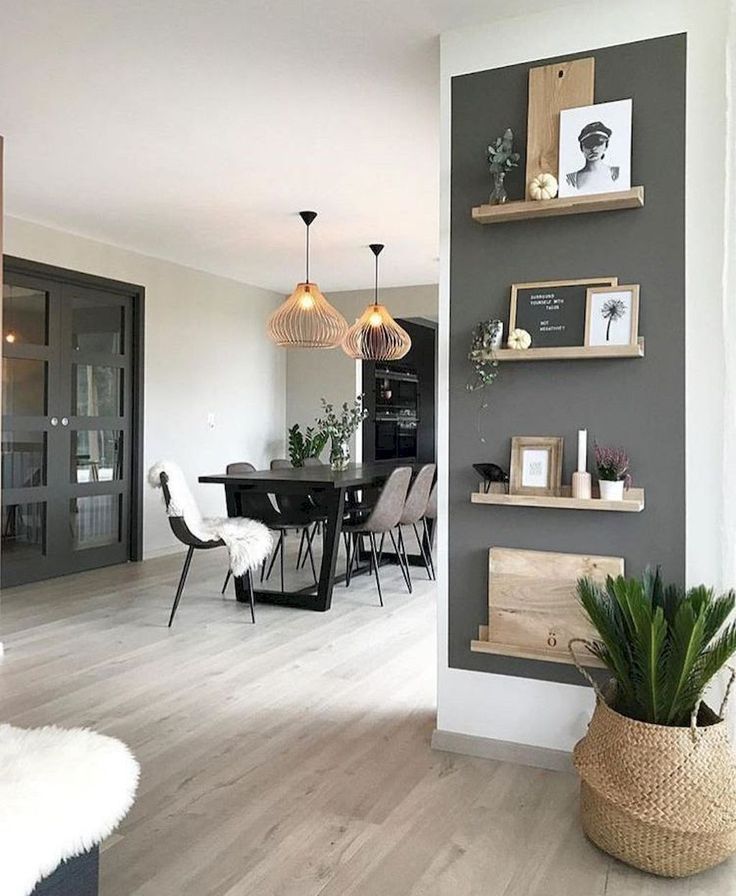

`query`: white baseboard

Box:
[431,728,573,772]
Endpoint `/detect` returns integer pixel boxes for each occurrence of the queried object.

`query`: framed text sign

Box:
[509,277,617,348]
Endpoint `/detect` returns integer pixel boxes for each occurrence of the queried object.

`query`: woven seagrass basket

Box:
[570,640,736,878]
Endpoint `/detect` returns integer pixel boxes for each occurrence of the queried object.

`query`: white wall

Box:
[4,216,287,557]
[285,283,438,457]
[438,0,728,751]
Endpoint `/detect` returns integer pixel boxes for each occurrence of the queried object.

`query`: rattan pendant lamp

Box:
[342,244,411,361]
[266,211,348,349]
[342,243,411,361]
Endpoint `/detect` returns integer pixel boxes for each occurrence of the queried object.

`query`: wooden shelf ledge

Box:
[470,486,645,513]
[470,633,605,668]
[471,186,644,224]
[470,338,644,363]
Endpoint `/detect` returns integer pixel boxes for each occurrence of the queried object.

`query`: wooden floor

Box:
[1,543,734,896]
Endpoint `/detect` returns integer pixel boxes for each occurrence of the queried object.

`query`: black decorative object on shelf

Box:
[473,462,509,493]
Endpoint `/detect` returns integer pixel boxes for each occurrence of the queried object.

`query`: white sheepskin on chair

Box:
[149,460,273,577]
[0,724,139,896]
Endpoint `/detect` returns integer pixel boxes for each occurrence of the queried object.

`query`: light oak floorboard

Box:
[1,541,734,895]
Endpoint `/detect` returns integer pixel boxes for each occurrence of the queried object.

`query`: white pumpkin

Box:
[508,328,532,350]
[528,172,558,201]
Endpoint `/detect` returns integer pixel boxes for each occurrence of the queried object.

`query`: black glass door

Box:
[2,272,134,586]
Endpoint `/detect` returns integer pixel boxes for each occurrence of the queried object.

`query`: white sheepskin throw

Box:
[149,460,273,577]
[0,724,139,896]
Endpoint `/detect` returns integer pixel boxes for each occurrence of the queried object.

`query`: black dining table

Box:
[199,462,420,611]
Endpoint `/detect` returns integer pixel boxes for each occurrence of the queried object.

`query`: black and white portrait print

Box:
[558,99,632,198]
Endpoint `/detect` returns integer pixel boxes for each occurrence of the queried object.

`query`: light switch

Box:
[207,413,216,429]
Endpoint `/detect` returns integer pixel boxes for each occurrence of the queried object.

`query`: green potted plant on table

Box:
[570,569,736,877]
[316,396,368,471]
[288,423,328,467]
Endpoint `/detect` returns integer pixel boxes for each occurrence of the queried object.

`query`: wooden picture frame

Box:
[585,284,640,347]
[509,277,618,349]
[509,436,564,496]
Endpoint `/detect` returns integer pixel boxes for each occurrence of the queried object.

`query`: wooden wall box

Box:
[525,57,595,200]
[470,547,624,666]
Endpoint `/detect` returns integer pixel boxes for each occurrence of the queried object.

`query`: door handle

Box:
[50,416,59,427]
[61,417,69,427]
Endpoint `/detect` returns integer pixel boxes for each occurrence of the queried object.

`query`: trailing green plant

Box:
[287,423,328,467]
[467,319,502,391]
[577,567,736,726]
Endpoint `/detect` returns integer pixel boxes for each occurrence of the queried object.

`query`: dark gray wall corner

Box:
[448,34,687,685]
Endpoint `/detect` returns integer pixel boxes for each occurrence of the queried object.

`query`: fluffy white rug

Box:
[0,724,139,896]
[149,460,273,577]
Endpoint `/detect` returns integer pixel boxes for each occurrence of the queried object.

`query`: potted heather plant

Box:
[570,569,736,876]
[316,395,369,471]
[594,442,631,501]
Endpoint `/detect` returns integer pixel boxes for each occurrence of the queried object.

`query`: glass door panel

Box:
[2,276,57,585]
[60,282,131,575]
[3,284,48,346]
[69,494,122,551]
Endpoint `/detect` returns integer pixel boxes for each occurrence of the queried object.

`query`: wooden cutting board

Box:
[479,546,623,666]
[525,57,595,200]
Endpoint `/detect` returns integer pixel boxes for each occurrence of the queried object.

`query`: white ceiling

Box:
[0,0,561,292]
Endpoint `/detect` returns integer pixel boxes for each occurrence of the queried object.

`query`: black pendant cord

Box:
[299,211,317,284]
[369,243,384,307]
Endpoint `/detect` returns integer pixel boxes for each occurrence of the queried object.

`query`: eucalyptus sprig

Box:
[316,395,368,443]
[487,128,520,176]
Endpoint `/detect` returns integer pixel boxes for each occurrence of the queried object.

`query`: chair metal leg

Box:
[305,528,318,584]
[299,522,318,570]
[389,529,411,592]
[279,531,285,592]
[265,532,283,581]
[344,531,352,586]
[296,528,306,570]
[397,527,413,594]
[369,533,383,607]
[413,522,433,580]
[422,518,435,580]
[377,532,385,566]
[168,546,195,627]
[221,569,232,594]
[246,570,256,623]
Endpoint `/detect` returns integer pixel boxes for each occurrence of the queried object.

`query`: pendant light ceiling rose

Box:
[341,243,412,361]
[266,211,349,349]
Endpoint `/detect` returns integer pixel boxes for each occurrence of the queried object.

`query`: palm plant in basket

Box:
[576,567,736,726]
[570,567,736,879]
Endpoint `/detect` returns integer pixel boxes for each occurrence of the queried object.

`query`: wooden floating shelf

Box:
[470,632,606,668]
[471,186,644,224]
[470,337,644,363]
[470,486,645,513]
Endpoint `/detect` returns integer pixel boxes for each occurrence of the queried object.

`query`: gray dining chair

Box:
[396,463,436,584]
[219,461,318,595]
[343,466,412,606]
[266,458,321,585]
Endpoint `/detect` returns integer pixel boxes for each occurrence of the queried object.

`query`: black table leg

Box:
[226,484,345,612]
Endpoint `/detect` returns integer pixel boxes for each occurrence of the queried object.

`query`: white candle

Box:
[577,429,587,473]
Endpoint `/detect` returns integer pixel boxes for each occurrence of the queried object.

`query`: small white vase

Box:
[598,479,625,501]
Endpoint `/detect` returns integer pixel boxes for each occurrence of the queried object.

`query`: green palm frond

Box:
[576,571,736,726]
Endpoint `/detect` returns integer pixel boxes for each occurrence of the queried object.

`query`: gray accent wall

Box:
[449,34,686,685]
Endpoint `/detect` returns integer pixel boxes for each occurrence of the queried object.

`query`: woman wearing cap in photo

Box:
[566,121,619,192]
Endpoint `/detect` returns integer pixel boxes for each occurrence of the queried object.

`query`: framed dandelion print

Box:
[585,284,639,347]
